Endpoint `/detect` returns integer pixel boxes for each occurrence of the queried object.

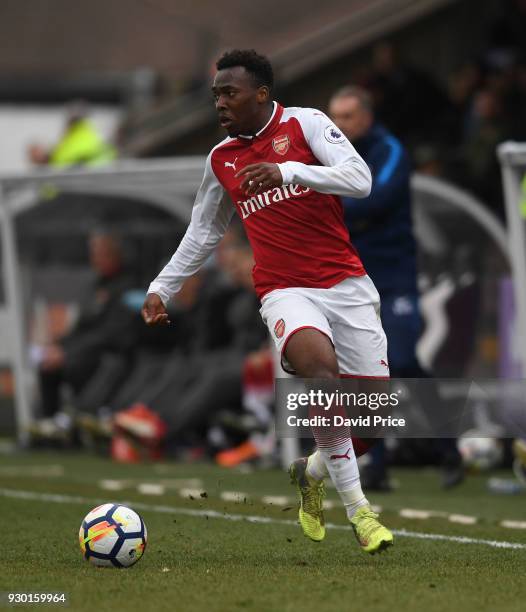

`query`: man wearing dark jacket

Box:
[330,86,419,371]
[329,86,462,489]
[35,231,137,428]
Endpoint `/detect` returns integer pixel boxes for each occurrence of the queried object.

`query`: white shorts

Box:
[260,275,389,377]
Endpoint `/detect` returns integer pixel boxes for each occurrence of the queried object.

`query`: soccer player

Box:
[142,49,393,554]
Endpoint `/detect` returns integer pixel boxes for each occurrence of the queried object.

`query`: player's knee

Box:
[310,364,339,379]
[297,359,339,379]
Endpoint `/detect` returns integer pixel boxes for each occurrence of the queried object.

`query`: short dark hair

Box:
[216,49,274,91]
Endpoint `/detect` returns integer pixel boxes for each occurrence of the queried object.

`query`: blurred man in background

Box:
[31,231,136,441]
[329,86,463,489]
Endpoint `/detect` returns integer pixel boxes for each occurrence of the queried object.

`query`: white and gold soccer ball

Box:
[458,432,503,471]
[79,503,147,568]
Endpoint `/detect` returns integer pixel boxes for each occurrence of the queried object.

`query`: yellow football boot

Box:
[289,456,326,542]
[350,505,394,554]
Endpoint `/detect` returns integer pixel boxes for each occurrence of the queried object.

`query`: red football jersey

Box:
[149,102,372,303]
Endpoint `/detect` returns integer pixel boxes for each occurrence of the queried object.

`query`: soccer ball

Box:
[79,503,147,568]
[458,432,503,471]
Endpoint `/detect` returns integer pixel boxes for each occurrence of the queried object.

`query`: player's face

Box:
[212,66,269,137]
[329,96,372,142]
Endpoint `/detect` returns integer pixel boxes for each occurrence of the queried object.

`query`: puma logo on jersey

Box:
[380,359,389,368]
[329,447,352,461]
[225,157,238,171]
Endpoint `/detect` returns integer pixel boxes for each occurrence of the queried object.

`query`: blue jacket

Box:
[342,123,417,295]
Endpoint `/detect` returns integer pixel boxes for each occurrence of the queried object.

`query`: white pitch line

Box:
[501,520,526,529]
[262,495,293,505]
[99,480,127,491]
[220,491,248,502]
[400,509,432,520]
[137,483,166,496]
[449,514,478,525]
[0,465,64,477]
[1,487,526,551]
[97,478,203,491]
[179,488,206,499]
[391,529,525,550]
[400,508,478,525]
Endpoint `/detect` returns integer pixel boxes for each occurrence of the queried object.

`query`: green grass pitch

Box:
[1,452,525,611]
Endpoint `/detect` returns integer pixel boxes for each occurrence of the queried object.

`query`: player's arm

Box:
[279,109,371,197]
[236,110,371,197]
[342,135,410,221]
[142,153,232,326]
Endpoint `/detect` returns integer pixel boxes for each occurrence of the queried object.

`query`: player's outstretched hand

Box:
[236,162,283,195]
[141,293,171,326]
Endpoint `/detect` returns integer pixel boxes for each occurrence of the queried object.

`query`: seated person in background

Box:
[31,230,138,439]
[113,227,268,458]
[106,224,250,413]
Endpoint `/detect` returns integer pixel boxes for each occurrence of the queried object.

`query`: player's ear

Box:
[256,86,270,104]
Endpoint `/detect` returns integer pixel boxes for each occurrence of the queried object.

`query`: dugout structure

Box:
[0,159,514,452]
[0,159,204,444]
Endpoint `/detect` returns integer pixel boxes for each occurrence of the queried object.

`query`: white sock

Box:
[317,440,369,519]
[339,483,368,519]
[306,450,329,482]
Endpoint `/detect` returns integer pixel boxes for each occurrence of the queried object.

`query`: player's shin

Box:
[310,404,368,520]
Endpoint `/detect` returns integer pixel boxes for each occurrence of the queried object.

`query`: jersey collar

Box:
[237,101,281,140]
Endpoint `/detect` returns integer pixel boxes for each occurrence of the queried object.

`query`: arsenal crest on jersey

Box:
[272,135,290,156]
